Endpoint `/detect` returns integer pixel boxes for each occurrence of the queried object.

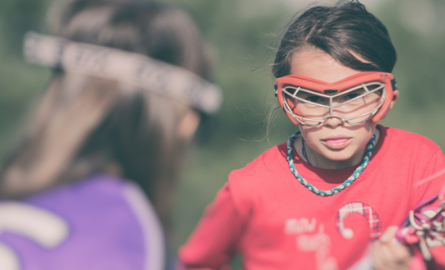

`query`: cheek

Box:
[348,123,378,152]
[299,126,323,146]
[361,125,377,143]
[358,122,377,138]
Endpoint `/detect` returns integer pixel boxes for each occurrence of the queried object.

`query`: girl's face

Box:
[289,48,397,169]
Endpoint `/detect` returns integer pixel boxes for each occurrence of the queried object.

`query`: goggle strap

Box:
[23,32,223,115]
[391,78,397,91]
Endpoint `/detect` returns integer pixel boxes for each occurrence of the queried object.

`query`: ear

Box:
[380,90,399,120]
[178,109,201,140]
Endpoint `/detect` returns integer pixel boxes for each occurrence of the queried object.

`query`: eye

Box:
[306,95,324,103]
[344,93,360,100]
[344,89,365,101]
[295,89,329,105]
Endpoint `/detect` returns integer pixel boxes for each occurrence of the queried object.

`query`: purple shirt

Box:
[0,174,165,270]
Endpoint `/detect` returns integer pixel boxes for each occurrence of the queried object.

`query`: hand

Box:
[372,226,412,270]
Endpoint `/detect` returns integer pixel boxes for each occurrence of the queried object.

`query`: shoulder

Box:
[228,142,287,185]
[380,125,442,154]
[0,175,164,269]
[376,125,445,187]
[227,143,291,214]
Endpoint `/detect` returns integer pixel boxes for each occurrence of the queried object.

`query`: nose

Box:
[323,115,344,128]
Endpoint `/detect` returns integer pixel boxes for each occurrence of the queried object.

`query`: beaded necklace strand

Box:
[287,130,377,196]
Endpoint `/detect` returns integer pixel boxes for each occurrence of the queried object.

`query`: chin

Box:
[323,151,357,163]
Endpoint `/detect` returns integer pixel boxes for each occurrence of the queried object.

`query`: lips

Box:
[321,137,351,149]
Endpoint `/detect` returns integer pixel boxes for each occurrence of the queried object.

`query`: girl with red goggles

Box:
[180,1,445,269]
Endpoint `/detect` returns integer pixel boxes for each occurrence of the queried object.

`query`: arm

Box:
[179,183,246,270]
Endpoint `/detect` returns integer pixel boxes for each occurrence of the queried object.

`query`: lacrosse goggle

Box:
[275,72,396,127]
[22,32,222,116]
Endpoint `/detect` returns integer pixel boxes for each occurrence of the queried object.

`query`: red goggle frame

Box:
[275,71,396,126]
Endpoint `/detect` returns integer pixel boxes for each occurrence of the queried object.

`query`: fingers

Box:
[372,226,412,270]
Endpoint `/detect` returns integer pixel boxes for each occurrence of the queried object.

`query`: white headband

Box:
[23,32,222,115]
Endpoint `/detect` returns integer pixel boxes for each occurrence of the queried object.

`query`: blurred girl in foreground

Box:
[0,0,221,269]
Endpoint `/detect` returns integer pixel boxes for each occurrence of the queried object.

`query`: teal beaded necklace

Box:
[287,130,377,196]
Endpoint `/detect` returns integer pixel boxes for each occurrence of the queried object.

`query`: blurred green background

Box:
[1,0,445,265]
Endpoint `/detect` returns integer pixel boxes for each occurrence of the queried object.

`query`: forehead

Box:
[289,48,361,83]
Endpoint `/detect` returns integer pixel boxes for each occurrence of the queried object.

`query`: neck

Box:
[286,129,378,197]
